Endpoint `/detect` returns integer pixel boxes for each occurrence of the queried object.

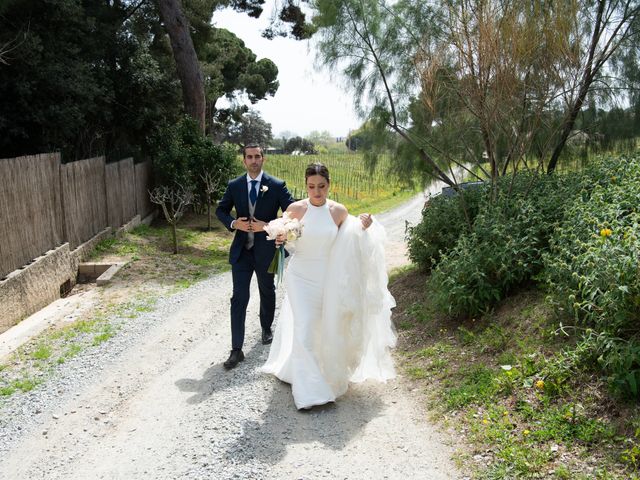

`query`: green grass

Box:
[92,237,142,258]
[92,325,115,346]
[392,268,640,480]
[175,278,194,290]
[0,295,156,400]
[0,386,15,396]
[407,366,429,379]
[59,344,82,363]
[413,343,454,359]
[31,343,52,360]
[0,376,40,396]
[444,365,500,409]
[12,377,38,392]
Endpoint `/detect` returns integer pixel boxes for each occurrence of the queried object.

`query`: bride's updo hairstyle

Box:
[305,163,330,184]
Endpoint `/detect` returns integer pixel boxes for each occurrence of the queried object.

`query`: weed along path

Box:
[0,187,463,480]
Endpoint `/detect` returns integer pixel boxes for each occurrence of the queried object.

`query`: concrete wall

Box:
[0,243,75,333]
[0,224,114,333]
[0,212,155,334]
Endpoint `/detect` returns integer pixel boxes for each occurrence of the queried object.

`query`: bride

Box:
[261,162,397,410]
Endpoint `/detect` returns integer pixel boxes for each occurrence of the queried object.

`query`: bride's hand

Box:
[359,213,373,229]
[275,233,286,246]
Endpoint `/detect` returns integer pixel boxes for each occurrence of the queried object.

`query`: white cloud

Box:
[212,7,361,138]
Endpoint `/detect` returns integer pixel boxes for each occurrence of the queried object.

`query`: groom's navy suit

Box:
[216,172,294,350]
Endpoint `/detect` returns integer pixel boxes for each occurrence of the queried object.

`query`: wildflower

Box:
[482,419,489,425]
[503,411,509,416]
[600,228,612,237]
[523,429,530,436]
[535,380,545,390]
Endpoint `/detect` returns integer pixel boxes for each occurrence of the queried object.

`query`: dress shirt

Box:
[230,171,264,230]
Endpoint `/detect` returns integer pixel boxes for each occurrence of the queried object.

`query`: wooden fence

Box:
[61,156,108,250]
[0,154,153,279]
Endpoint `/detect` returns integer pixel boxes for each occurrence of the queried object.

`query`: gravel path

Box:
[0,187,463,480]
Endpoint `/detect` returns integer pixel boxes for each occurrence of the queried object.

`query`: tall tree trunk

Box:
[156,0,206,133]
[547,0,605,174]
[546,78,592,174]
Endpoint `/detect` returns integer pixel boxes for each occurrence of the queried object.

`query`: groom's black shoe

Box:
[261,328,273,345]
[223,349,244,369]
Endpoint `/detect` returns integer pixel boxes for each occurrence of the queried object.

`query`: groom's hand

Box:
[234,217,252,232]
[250,217,267,233]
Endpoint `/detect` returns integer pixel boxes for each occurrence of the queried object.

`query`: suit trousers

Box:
[230,247,276,350]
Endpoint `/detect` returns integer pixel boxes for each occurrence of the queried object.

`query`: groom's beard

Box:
[246,163,262,176]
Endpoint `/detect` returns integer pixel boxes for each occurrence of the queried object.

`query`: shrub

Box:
[406,184,485,271]
[150,116,240,199]
[541,155,640,398]
[428,173,581,316]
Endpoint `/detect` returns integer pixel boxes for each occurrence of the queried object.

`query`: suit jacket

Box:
[216,172,294,268]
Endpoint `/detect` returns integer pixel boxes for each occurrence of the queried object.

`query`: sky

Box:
[212,7,362,139]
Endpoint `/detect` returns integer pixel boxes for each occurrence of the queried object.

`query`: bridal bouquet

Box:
[263,212,304,286]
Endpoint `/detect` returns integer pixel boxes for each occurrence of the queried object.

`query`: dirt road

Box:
[0,185,464,480]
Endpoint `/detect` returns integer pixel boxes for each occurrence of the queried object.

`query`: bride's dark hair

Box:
[305,163,330,183]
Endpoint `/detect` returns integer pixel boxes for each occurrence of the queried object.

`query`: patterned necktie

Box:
[249,180,258,206]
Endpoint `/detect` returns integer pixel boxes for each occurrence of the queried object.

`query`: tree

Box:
[156,0,206,132]
[157,0,311,135]
[214,109,273,147]
[307,130,347,153]
[345,123,377,151]
[150,117,239,246]
[546,0,640,173]
[200,27,279,130]
[0,0,282,158]
[149,185,193,254]
[310,0,640,183]
[0,0,182,159]
[284,136,316,154]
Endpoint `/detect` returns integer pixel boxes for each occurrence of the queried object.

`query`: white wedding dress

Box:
[261,200,397,409]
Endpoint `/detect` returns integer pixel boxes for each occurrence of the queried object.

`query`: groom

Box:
[216,145,294,369]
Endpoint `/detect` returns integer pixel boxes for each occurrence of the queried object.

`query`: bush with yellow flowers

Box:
[541,155,640,399]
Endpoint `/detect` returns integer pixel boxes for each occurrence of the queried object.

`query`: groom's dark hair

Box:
[243,144,263,158]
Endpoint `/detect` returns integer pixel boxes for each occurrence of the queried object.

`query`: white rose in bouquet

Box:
[263,212,304,286]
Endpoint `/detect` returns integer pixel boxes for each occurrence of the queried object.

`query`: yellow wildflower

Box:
[600,228,612,237]
[523,429,531,436]
[482,419,489,425]
[535,380,545,390]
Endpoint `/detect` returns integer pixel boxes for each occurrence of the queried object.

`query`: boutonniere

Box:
[260,185,269,196]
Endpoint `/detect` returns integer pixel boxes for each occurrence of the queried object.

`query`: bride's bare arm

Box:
[275,201,307,245]
[329,202,348,227]
[284,200,307,221]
